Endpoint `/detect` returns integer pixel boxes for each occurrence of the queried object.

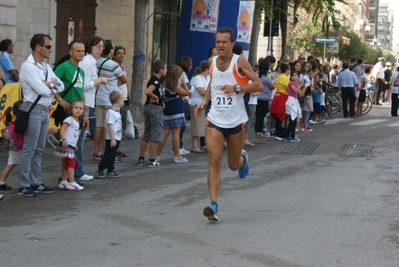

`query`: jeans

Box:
[303,111,311,125]
[284,116,297,139]
[98,139,120,172]
[255,100,269,132]
[74,125,86,178]
[18,105,49,188]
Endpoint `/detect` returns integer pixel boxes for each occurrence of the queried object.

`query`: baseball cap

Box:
[386,62,392,65]
[378,57,385,61]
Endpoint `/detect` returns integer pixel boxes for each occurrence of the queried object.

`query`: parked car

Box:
[361,63,373,74]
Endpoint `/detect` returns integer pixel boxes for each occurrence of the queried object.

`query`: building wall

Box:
[0,0,155,98]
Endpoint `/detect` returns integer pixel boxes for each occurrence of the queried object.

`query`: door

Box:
[55,0,97,63]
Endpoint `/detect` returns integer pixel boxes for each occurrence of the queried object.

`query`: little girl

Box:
[303,85,314,132]
[0,100,24,191]
[0,101,58,193]
[54,99,85,191]
[285,73,303,142]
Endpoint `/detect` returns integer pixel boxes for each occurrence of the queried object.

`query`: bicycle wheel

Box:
[362,95,372,114]
[329,93,342,114]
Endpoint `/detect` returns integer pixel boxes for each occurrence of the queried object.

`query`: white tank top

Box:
[207,54,249,128]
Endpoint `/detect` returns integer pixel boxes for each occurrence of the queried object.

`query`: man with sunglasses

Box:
[298,54,306,63]
[18,34,64,196]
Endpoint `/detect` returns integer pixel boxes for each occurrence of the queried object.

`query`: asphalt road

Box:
[1,103,398,267]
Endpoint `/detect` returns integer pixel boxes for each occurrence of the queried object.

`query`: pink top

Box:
[287,81,298,99]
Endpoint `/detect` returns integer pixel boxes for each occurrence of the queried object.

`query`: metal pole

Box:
[323,42,326,63]
[268,0,273,55]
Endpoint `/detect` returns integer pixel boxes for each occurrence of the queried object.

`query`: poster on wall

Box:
[190,0,220,33]
[236,1,255,43]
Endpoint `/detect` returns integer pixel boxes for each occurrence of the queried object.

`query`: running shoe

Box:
[107,171,121,178]
[31,184,54,194]
[68,181,84,191]
[137,158,144,166]
[238,150,249,179]
[58,180,75,191]
[148,159,160,167]
[174,156,188,163]
[203,202,219,222]
[18,187,36,197]
[96,170,105,179]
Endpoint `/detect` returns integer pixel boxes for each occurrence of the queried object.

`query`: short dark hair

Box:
[208,46,216,58]
[0,39,12,52]
[280,63,290,73]
[342,61,349,69]
[215,27,235,42]
[68,40,84,50]
[114,46,126,55]
[232,45,243,55]
[85,36,104,54]
[152,60,166,73]
[356,58,364,65]
[176,55,192,72]
[365,67,371,74]
[102,39,114,56]
[30,34,51,51]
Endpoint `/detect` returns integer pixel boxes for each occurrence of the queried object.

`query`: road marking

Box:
[387,122,399,127]
[325,118,347,124]
[349,119,387,125]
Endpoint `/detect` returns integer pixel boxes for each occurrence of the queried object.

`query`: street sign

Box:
[314,37,336,43]
[328,42,339,54]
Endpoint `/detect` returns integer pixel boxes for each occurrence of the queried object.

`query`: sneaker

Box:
[115,156,121,163]
[203,202,219,222]
[154,155,161,162]
[319,119,326,123]
[275,136,284,141]
[68,181,84,191]
[303,127,313,132]
[0,194,3,201]
[58,180,75,191]
[77,174,93,181]
[270,131,276,137]
[0,183,12,190]
[180,148,190,155]
[290,137,300,142]
[148,159,160,167]
[31,184,54,194]
[283,137,290,142]
[58,177,84,186]
[107,171,121,178]
[96,170,105,179]
[137,158,144,166]
[18,187,37,197]
[174,156,188,163]
[238,150,250,179]
[92,152,103,161]
[309,120,316,125]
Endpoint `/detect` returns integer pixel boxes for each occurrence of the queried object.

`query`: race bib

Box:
[213,84,237,110]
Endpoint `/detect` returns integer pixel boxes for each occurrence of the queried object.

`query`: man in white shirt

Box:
[372,57,385,105]
[18,34,64,196]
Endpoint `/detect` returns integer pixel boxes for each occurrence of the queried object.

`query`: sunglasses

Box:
[41,45,52,49]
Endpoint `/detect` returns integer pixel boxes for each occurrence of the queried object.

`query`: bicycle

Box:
[362,93,373,114]
[324,84,342,115]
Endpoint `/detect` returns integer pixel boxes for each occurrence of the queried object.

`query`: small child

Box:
[285,73,302,142]
[55,99,85,191]
[96,91,124,178]
[0,100,24,191]
[303,86,314,132]
[137,60,167,167]
[320,90,328,121]
[312,86,322,123]
[1,100,58,192]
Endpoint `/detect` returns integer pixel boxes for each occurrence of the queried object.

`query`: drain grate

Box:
[280,143,320,155]
[339,144,374,158]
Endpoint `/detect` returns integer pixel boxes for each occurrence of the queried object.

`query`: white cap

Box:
[386,62,392,65]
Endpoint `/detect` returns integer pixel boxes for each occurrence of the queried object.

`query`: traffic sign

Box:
[328,42,339,53]
[314,37,336,43]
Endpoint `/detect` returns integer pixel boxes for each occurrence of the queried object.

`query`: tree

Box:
[131,0,150,122]
[248,0,346,60]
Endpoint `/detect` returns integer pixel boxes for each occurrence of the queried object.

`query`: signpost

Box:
[314,37,337,62]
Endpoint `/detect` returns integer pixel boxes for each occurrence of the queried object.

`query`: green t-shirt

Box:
[54,60,85,103]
